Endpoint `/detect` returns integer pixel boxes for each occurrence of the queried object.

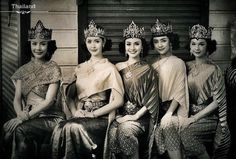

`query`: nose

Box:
[130,44,135,51]
[157,42,162,48]
[36,44,41,50]
[195,45,200,51]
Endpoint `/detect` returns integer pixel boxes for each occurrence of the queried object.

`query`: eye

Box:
[32,42,37,45]
[153,40,158,44]
[191,42,196,45]
[87,40,91,44]
[134,42,140,46]
[160,39,167,42]
[199,43,206,46]
[41,42,47,46]
[95,40,100,43]
[126,42,131,46]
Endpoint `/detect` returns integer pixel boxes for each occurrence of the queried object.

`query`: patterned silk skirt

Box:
[108,118,149,157]
[181,115,218,157]
[154,101,181,154]
[51,117,108,159]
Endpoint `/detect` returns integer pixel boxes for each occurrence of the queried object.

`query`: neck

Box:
[160,51,172,59]
[127,56,140,65]
[90,54,103,61]
[195,56,208,65]
[33,58,46,64]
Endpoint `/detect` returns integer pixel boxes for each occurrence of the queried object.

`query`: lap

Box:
[186,116,217,142]
[15,116,62,142]
[57,117,108,145]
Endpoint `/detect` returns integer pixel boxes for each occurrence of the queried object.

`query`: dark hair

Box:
[30,40,57,61]
[186,38,217,55]
[231,56,236,68]
[119,38,149,57]
[150,33,180,50]
[45,40,57,61]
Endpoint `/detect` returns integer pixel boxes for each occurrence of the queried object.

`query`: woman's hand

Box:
[180,117,196,130]
[116,115,137,123]
[84,111,96,118]
[3,118,23,133]
[160,112,172,129]
[17,111,30,121]
[74,109,86,118]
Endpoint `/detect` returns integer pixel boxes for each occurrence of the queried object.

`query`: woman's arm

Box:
[92,89,123,117]
[166,99,179,115]
[67,96,77,116]
[192,100,218,121]
[28,82,59,118]
[13,80,23,116]
[181,100,218,130]
[160,99,179,128]
[116,106,148,123]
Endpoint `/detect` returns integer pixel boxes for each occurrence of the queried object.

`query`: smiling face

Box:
[153,36,171,55]
[85,36,104,57]
[31,40,48,60]
[125,38,142,58]
[190,38,207,58]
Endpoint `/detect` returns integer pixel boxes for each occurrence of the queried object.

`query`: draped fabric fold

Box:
[108,61,159,159]
[181,61,230,158]
[51,58,124,159]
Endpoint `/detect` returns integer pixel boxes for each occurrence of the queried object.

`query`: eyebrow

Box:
[154,37,167,41]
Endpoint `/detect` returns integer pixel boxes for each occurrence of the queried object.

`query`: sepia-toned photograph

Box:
[0,0,236,158]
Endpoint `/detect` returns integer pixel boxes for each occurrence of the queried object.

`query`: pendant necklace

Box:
[85,58,103,75]
[125,61,133,79]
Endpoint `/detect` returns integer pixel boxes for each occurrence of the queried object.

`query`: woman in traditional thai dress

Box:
[108,21,159,159]
[51,20,124,159]
[2,20,64,159]
[181,24,231,159]
[150,19,189,159]
[225,57,236,159]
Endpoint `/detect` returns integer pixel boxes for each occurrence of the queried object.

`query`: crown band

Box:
[28,20,52,41]
[189,24,213,39]
[84,20,105,39]
[123,21,144,39]
[151,19,172,36]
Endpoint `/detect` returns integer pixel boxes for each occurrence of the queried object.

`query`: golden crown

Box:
[189,24,213,39]
[84,20,105,39]
[28,20,52,41]
[151,19,172,36]
[123,21,144,39]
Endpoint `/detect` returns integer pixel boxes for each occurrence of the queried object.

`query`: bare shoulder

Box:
[115,62,127,71]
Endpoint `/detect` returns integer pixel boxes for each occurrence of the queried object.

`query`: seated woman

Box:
[51,20,124,159]
[150,19,189,159]
[2,20,64,159]
[225,57,236,158]
[108,21,159,159]
[181,24,231,159]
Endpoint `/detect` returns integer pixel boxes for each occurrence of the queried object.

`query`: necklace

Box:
[124,60,140,79]
[154,56,170,71]
[84,58,106,75]
[191,62,206,77]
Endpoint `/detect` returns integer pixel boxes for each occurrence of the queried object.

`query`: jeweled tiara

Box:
[84,20,105,39]
[189,24,213,39]
[28,20,52,41]
[151,19,172,36]
[123,21,144,39]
